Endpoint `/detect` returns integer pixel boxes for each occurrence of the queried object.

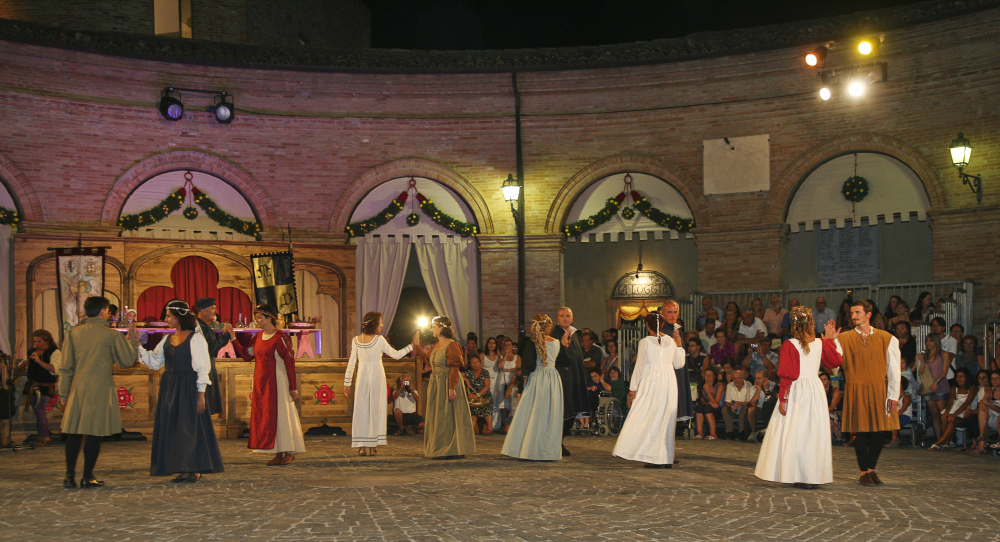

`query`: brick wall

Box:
[0,0,154,35]
[1,7,999,340]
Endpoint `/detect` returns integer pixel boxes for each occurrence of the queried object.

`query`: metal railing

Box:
[689,280,975,333]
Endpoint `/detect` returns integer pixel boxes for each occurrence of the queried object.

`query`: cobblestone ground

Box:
[1,431,999,541]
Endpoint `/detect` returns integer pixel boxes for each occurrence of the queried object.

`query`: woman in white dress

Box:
[754,307,843,489]
[612,310,686,468]
[495,337,519,431]
[344,311,416,456]
[502,314,564,461]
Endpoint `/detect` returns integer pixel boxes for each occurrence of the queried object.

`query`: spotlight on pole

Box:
[848,80,866,97]
[158,89,184,120]
[857,37,879,56]
[819,87,832,101]
[804,47,827,67]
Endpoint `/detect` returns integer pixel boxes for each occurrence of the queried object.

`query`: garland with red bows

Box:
[345,191,477,239]
[118,187,262,239]
[564,190,695,237]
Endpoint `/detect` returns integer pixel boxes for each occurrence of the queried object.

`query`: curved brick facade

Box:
[1,4,998,340]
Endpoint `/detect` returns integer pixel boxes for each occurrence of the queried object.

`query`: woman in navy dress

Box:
[139,300,224,483]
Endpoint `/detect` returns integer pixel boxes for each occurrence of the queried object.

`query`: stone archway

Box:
[764,132,946,225]
[0,151,43,223]
[545,152,709,234]
[328,157,494,235]
[100,149,277,228]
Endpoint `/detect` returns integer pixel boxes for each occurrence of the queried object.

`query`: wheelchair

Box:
[591,391,625,437]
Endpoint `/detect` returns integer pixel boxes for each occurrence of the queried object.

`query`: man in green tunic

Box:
[59,296,139,488]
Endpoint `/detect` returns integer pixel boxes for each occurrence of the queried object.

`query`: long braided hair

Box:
[645,310,665,344]
[790,306,816,354]
[530,314,553,366]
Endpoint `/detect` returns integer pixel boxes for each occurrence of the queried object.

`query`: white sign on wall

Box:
[818,223,880,287]
[703,134,770,195]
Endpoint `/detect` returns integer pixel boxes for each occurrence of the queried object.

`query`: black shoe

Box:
[725,432,735,441]
[171,474,189,483]
[561,445,571,457]
[644,463,672,469]
[63,475,77,489]
[793,483,818,489]
[80,477,104,488]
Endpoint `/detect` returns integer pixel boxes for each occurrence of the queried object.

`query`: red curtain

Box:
[136,286,175,322]
[135,256,252,325]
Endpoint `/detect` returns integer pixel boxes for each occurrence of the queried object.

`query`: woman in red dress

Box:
[232,304,305,465]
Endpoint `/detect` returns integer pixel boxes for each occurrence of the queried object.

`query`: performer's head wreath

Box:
[645,310,664,344]
[254,303,277,321]
[789,306,816,354]
[165,300,192,316]
[529,314,553,366]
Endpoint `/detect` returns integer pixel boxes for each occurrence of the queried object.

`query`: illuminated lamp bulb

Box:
[858,39,876,55]
[418,317,428,328]
[848,81,866,96]
[819,87,832,100]
[804,46,827,67]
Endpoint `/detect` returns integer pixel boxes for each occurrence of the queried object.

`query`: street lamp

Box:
[501,173,526,343]
[948,133,983,203]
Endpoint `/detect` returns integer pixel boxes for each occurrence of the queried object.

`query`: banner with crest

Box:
[250,251,298,317]
[55,247,106,338]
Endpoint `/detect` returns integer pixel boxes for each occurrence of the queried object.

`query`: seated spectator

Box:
[601,339,620,372]
[888,376,913,447]
[969,371,1000,454]
[742,337,778,380]
[753,369,778,428]
[709,330,735,367]
[930,368,979,450]
[737,310,766,353]
[820,371,843,443]
[391,373,424,435]
[686,338,709,384]
[813,297,837,336]
[606,366,628,408]
[580,330,603,371]
[694,368,724,440]
[465,332,481,363]
[865,299,881,321]
[502,369,524,432]
[750,297,766,321]
[721,307,741,343]
[911,291,934,322]
[888,301,910,328]
[780,298,799,340]
[720,358,736,387]
[956,335,985,376]
[872,314,887,331]
[696,296,716,331]
[463,355,493,434]
[762,295,787,337]
[835,299,853,331]
[931,317,958,367]
[884,295,902,319]
[586,369,607,426]
[895,321,917,368]
[723,369,756,440]
[699,319,718,353]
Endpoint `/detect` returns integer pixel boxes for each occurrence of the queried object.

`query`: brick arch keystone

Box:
[329,158,494,235]
[0,152,43,222]
[764,132,946,225]
[100,150,277,228]
[545,153,709,234]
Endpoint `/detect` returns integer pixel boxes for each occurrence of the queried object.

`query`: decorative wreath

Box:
[841,176,869,203]
[183,207,199,220]
[0,206,20,226]
[621,206,636,220]
[406,212,420,226]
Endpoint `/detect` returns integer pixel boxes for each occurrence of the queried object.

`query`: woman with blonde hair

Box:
[755,306,843,489]
[502,314,564,461]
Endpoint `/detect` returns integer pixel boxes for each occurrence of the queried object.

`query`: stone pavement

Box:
[1,432,998,541]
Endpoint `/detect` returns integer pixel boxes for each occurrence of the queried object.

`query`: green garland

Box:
[192,188,262,239]
[564,195,623,237]
[841,176,869,203]
[417,194,477,236]
[563,190,696,237]
[118,187,263,239]
[406,212,420,226]
[345,192,407,239]
[118,189,185,231]
[0,205,20,226]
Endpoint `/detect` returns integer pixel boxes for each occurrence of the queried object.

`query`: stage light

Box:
[209,93,235,124]
[858,38,879,56]
[417,317,428,328]
[158,90,183,120]
[848,80,866,96]
[804,47,827,67]
[819,87,832,100]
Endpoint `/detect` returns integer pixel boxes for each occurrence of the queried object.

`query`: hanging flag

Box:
[55,247,106,338]
[250,251,298,316]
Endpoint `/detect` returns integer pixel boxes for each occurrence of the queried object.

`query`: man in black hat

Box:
[195,297,234,416]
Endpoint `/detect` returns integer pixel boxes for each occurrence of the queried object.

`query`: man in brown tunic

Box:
[836,300,901,486]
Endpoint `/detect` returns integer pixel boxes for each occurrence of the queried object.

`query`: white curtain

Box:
[356,236,412,334]
[0,225,11,353]
[412,236,479,343]
[34,289,59,346]
[295,269,339,357]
